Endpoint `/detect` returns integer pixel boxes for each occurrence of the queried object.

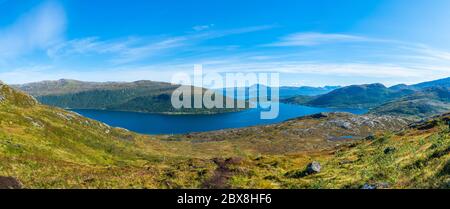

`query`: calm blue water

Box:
[72,103,367,135]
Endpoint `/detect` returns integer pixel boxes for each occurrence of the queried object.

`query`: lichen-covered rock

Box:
[285,161,322,178]
[306,161,321,174]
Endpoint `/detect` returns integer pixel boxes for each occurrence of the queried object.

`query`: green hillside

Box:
[281,95,316,104]
[282,79,450,120]
[306,83,415,108]
[13,79,245,114]
[0,83,448,188]
[283,83,415,109]
[412,77,450,89]
[370,87,450,119]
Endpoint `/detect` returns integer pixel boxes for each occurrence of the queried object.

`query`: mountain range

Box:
[283,77,450,118]
[12,77,450,119]
[300,83,415,108]
[216,85,340,100]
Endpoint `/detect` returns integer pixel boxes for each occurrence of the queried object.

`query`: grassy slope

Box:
[0,84,448,188]
[1,83,222,188]
[228,123,449,188]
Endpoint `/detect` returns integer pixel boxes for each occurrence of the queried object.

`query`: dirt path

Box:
[0,176,22,189]
[202,157,242,189]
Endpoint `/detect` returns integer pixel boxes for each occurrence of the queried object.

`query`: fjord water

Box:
[73,103,367,135]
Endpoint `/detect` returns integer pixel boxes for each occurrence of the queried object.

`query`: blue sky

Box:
[1,0,450,86]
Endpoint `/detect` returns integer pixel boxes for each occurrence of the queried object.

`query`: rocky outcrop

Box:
[306,161,321,174]
[0,83,38,107]
[285,161,322,178]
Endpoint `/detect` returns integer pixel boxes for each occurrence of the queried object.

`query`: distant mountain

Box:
[412,77,450,89]
[282,77,450,118]
[284,83,416,108]
[278,85,341,97]
[370,87,450,119]
[12,79,113,96]
[13,79,244,114]
[281,95,316,104]
[388,77,450,90]
[217,85,340,100]
[388,84,413,91]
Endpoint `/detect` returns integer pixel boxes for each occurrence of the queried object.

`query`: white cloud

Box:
[0,1,66,61]
[266,32,380,47]
[47,36,187,64]
[3,13,450,87]
[197,61,424,78]
[208,25,275,38]
[0,65,60,84]
[47,25,275,64]
[193,24,214,31]
[47,37,132,56]
[112,37,187,64]
[409,44,450,61]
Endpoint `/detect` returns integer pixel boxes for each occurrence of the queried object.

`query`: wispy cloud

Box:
[266,32,381,47]
[3,3,450,89]
[47,36,187,64]
[193,24,214,31]
[209,25,275,38]
[47,37,130,57]
[47,25,275,64]
[409,44,450,61]
[0,65,60,84]
[0,1,66,61]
